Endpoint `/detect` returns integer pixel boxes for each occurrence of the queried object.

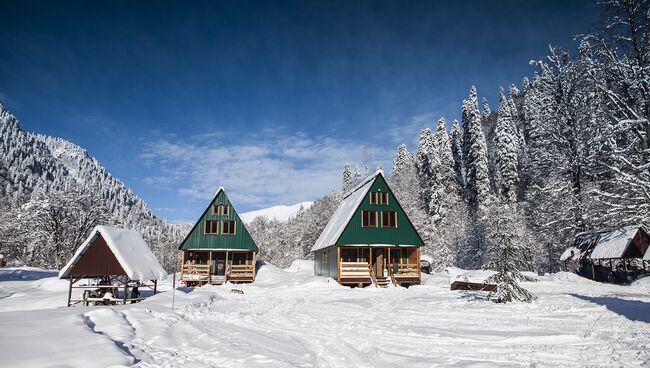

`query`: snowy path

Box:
[0,264,649,367]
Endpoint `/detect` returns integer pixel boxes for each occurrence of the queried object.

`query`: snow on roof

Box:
[644,244,650,261]
[588,225,640,260]
[59,225,167,281]
[560,246,580,261]
[215,186,225,196]
[312,171,382,252]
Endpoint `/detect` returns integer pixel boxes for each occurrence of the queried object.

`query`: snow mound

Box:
[0,267,58,281]
[631,276,650,290]
[240,201,313,223]
[283,259,315,273]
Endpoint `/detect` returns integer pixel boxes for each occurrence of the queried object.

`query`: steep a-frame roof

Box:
[312,170,424,251]
[59,225,167,281]
[178,187,258,251]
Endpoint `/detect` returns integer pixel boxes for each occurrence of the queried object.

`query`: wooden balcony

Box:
[393,263,420,284]
[228,264,255,283]
[339,262,372,285]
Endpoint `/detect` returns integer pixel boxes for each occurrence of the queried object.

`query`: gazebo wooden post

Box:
[123,277,128,304]
[67,278,73,307]
[153,280,158,294]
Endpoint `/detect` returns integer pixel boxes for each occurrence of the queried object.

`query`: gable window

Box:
[369,192,378,204]
[205,220,219,234]
[379,192,389,205]
[322,250,328,263]
[222,220,236,235]
[381,211,397,228]
[212,204,230,216]
[362,211,378,227]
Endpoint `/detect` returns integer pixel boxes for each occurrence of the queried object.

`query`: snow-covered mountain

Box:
[240,201,313,223]
[0,102,186,270]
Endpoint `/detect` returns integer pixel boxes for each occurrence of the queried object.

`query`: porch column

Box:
[252,251,257,279]
[417,247,421,280]
[208,251,213,284]
[337,246,341,280]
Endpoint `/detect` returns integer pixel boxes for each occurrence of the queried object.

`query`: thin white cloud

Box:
[140,130,393,209]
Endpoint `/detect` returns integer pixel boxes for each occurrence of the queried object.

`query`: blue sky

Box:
[0,0,600,222]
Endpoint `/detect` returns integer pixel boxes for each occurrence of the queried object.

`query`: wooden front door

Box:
[375,249,384,277]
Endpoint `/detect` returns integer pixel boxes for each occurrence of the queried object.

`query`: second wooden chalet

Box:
[179,187,258,285]
[312,170,424,287]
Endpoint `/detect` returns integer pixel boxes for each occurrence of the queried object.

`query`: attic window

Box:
[205,220,219,234]
[222,220,236,235]
[381,211,397,228]
[212,205,230,216]
[362,211,378,227]
[380,192,389,205]
[322,250,328,263]
[369,192,378,204]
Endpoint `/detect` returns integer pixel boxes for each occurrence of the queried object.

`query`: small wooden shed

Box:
[59,225,167,306]
[561,225,649,282]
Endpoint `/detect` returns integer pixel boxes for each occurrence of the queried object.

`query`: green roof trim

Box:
[178,188,258,251]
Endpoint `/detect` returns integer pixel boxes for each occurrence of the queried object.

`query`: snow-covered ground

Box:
[240,201,313,223]
[1,263,649,367]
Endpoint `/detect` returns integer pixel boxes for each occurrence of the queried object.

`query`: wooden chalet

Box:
[179,187,258,285]
[59,226,167,307]
[312,170,424,287]
[560,225,649,283]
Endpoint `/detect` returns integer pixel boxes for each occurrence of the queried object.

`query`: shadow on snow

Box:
[570,294,650,323]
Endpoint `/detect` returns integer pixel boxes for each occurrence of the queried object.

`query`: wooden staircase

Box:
[375,275,392,288]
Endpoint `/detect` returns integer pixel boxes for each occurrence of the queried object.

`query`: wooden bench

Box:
[450,280,496,291]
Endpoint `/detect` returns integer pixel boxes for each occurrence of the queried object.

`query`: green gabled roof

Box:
[312,171,424,251]
[178,187,258,251]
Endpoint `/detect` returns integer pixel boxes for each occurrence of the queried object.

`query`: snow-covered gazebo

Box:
[561,225,649,282]
[59,225,167,306]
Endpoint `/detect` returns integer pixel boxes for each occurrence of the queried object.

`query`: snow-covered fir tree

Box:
[342,163,353,193]
[493,87,520,203]
[484,203,537,303]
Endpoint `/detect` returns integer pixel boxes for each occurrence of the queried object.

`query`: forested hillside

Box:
[0,104,188,271]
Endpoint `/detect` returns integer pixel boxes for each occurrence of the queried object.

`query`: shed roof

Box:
[561,225,647,261]
[312,170,381,252]
[59,226,167,281]
[588,226,639,259]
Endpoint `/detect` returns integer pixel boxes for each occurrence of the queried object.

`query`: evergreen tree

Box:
[462,86,491,210]
[484,203,537,303]
[494,87,520,203]
[342,163,353,193]
[353,164,362,185]
[450,119,464,189]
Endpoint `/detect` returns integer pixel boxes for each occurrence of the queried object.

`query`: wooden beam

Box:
[67,278,73,307]
[153,280,157,294]
[337,246,341,281]
[417,247,421,281]
[123,277,128,304]
[208,251,212,284]
[252,251,257,280]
